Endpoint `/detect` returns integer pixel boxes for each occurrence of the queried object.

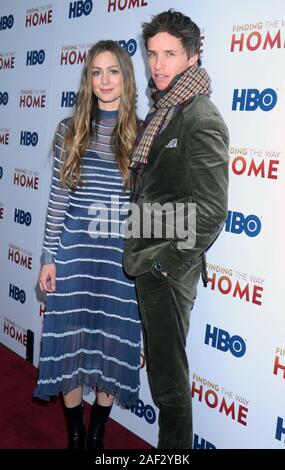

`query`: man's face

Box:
[147,32,198,91]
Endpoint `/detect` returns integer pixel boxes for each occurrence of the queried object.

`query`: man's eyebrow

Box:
[147,48,177,53]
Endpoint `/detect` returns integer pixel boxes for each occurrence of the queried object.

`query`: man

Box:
[124,10,229,449]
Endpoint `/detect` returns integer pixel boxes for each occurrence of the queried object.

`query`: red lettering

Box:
[273,356,285,379]
[39,12,47,24]
[263,30,281,49]
[218,275,232,295]
[69,51,76,65]
[0,57,15,69]
[26,10,52,28]
[15,330,24,343]
[232,156,246,175]
[246,31,262,51]
[32,13,39,26]
[19,94,46,108]
[128,0,139,8]
[219,397,235,419]
[140,351,145,369]
[191,382,203,402]
[233,282,250,302]
[14,173,39,189]
[230,33,244,52]
[192,382,248,426]
[273,356,285,378]
[47,9,53,23]
[232,156,279,180]
[207,272,263,305]
[248,159,265,177]
[237,406,248,426]
[0,133,9,145]
[39,303,46,317]
[25,14,32,27]
[108,0,147,12]
[268,160,279,179]
[231,30,282,52]
[61,51,68,65]
[77,50,86,64]
[9,325,15,338]
[205,389,218,408]
[118,0,127,10]
[3,322,27,345]
[252,285,263,306]
[8,249,32,269]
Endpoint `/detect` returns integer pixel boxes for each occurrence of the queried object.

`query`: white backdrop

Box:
[1,0,285,449]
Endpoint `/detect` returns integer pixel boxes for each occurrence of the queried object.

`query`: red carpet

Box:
[0,343,151,449]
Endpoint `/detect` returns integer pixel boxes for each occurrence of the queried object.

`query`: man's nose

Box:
[154,56,164,70]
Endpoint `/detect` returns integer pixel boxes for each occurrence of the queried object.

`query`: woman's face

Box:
[91,51,123,111]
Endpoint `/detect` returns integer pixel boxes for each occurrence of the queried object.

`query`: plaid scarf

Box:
[130,64,212,177]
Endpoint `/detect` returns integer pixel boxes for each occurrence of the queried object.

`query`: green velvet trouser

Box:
[135,260,202,449]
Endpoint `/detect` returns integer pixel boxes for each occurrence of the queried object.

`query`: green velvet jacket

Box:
[123,94,229,280]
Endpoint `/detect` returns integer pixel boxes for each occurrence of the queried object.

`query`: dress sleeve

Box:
[41,120,70,265]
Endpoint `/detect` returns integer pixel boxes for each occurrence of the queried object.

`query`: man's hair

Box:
[142,9,201,65]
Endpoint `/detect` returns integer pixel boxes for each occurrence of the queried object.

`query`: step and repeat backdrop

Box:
[1,0,285,448]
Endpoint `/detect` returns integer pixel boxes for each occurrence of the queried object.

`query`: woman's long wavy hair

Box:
[60,40,138,190]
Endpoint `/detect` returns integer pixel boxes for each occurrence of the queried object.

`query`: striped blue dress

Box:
[34,110,141,407]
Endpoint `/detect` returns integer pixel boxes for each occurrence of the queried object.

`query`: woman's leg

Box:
[63,386,85,449]
[87,392,115,450]
[63,386,83,408]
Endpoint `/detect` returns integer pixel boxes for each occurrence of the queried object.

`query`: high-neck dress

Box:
[34,110,141,407]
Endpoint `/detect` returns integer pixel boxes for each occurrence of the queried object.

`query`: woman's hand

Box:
[39,263,56,292]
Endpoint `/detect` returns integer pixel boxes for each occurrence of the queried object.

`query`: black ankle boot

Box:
[65,403,86,449]
[87,401,112,450]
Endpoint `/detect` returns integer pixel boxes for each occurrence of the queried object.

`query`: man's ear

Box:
[188,53,199,66]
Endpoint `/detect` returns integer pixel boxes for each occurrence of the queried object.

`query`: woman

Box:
[34,40,141,450]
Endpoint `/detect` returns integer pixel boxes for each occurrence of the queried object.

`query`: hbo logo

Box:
[193,434,216,449]
[205,324,246,358]
[9,284,26,304]
[26,49,45,66]
[20,131,38,147]
[130,399,156,424]
[0,92,9,105]
[61,91,76,107]
[14,209,32,226]
[69,0,93,18]
[118,39,137,57]
[232,88,277,111]
[0,15,14,30]
[225,211,261,237]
